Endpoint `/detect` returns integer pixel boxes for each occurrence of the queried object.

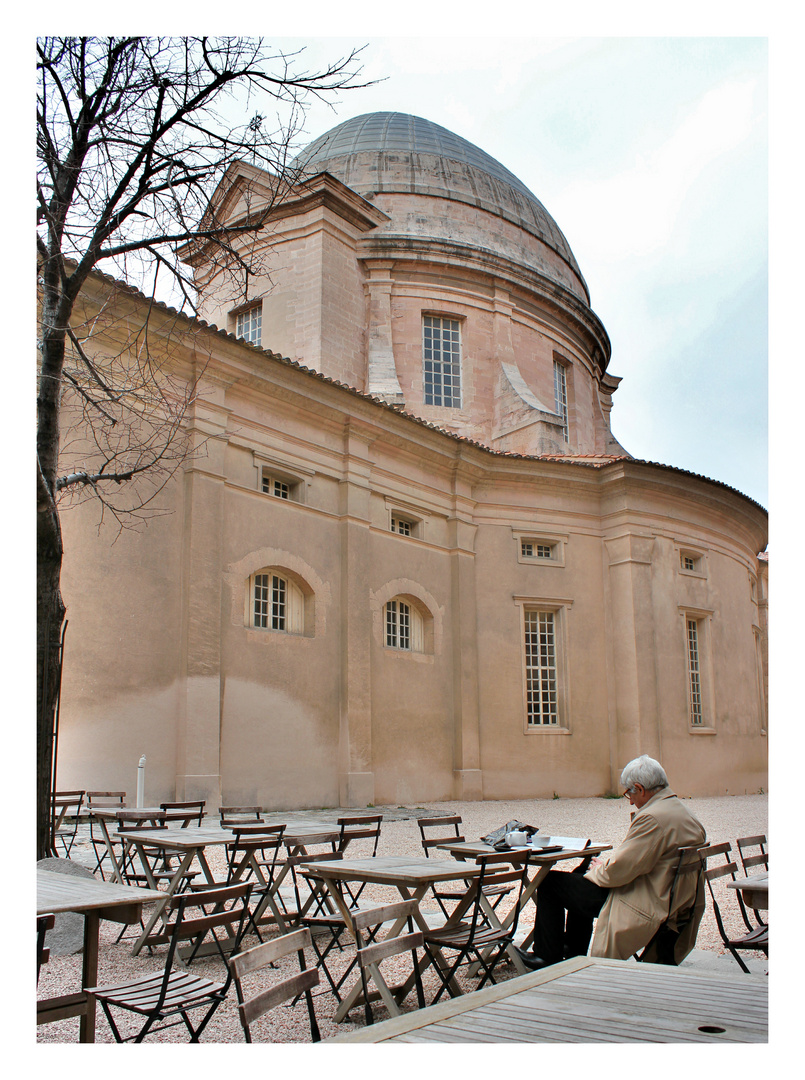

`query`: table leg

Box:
[130,847,197,956]
[79,911,100,1043]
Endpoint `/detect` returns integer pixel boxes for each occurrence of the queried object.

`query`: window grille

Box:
[386,599,411,650]
[423,315,461,408]
[525,610,558,725]
[262,476,290,499]
[391,516,412,536]
[236,305,262,345]
[687,619,703,725]
[522,541,553,559]
[553,360,568,441]
[252,572,303,634]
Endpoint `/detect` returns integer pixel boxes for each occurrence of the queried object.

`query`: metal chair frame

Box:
[700,842,768,973]
[88,882,253,1042]
[422,850,531,1005]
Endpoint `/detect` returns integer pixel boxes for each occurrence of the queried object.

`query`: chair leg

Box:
[728,948,752,974]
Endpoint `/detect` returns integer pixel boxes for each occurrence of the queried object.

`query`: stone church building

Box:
[56,113,768,808]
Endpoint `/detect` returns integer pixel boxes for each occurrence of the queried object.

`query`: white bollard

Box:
[137,755,146,808]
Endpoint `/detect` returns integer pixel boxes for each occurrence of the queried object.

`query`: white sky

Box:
[268,33,769,509]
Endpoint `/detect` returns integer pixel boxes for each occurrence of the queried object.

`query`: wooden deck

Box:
[328,956,768,1043]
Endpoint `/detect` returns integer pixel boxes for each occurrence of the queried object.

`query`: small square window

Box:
[522,540,554,560]
[263,477,289,499]
[387,508,423,539]
[679,550,705,575]
[261,470,299,501]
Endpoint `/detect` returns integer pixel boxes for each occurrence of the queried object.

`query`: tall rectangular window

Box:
[553,360,568,441]
[386,599,411,650]
[236,304,262,345]
[524,610,558,725]
[687,618,703,726]
[423,315,462,408]
[253,573,286,631]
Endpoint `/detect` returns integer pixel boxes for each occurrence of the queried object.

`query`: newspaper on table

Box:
[481,820,539,847]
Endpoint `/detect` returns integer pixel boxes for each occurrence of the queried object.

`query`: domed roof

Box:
[294,112,588,300]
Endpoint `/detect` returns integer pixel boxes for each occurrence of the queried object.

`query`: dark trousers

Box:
[531,870,610,963]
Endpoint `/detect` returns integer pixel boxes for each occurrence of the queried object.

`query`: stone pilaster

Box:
[603,533,661,787]
[338,421,376,806]
[364,260,405,405]
[449,458,483,800]
[176,372,231,809]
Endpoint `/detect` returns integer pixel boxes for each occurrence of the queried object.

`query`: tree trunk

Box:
[36,484,65,860]
[37,277,69,859]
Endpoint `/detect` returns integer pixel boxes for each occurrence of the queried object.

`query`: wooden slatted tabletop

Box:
[727,872,768,911]
[303,855,483,886]
[329,956,768,1043]
[37,869,163,1042]
[37,868,162,916]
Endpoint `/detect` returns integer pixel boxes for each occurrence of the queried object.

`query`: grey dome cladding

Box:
[293,112,588,301]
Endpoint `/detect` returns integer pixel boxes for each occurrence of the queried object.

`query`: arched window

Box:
[385,597,424,653]
[250,570,305,634]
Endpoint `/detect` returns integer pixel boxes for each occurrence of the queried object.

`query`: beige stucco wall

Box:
[54,297,768,808]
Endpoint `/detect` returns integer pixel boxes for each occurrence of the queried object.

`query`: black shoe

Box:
[514,946,553,971]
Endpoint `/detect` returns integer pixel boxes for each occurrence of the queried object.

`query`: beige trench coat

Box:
[585,788,707,961]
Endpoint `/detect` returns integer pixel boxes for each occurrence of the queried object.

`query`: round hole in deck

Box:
[698,1025,727,1034]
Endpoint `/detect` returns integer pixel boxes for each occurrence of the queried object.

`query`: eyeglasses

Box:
[622,787,635,798]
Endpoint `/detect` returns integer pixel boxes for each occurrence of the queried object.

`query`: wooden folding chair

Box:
[231,928,321,1042]
[51,790,85,856]
[736,834,768,875]
[700,842,768,973]
[86,791,127,878]
[225,824,295,938]
[220,805,264,827]
[289,851,358,1002]
[160,800,206,827]
[115,811,199,891]
[422,850,531,1004]
[636,845,705,964]
[350,900,426,1025]
[336,814,383,905]
[87,882,253,1042]
[735,834,768,926]
[417,814,513,919]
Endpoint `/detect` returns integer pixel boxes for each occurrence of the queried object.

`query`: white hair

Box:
[620,755,669,792]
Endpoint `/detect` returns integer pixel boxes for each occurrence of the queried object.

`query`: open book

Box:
[532,836,591,851]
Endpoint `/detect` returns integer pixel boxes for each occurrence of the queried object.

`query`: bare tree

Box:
[36,36,369,858]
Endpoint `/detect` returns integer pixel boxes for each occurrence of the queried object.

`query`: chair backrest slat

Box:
[351,898,419,932]
[239,969,319,1027]
[736,834,768,875]
[358,930,424,969]
[220,805,263,827]
[230,927,320,1042]
[231,928,312,976]
[417,815,465,855]
[160,800,206,826]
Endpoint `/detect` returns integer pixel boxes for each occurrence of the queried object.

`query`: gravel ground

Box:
[36,793,768,1044]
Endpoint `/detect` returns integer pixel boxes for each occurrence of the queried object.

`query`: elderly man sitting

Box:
[516,755,707,969]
